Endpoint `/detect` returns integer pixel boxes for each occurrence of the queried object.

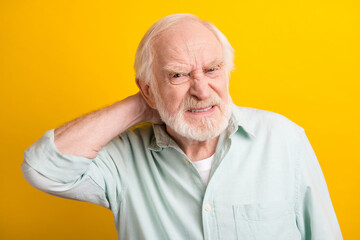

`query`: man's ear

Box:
[136,78,157,109]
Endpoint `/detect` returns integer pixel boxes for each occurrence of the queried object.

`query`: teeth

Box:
[189,106,213,113]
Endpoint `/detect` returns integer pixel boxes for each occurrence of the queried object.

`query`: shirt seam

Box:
[121,132,131,202]
[294,125,305,234]
[85,174,112,209]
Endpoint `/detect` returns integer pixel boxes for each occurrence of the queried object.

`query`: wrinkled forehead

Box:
[152,21,223,67]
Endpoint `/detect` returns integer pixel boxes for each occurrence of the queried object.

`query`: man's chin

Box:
[177,121,228,141]
[159,103,232,142]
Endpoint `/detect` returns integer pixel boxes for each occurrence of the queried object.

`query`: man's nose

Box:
[189,73,210,100]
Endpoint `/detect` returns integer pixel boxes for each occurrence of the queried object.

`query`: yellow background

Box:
[1,0,359,239]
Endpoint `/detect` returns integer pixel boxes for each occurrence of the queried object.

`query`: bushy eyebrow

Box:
[162,65,189,74]
[204,58,225,70]
[162,58,225,74]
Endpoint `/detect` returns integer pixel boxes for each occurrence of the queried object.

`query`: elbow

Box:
[21,160,75,194]
[21,161,52,192]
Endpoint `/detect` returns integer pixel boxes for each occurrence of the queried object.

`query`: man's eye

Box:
[207,67,218,72]
[172,73,183,78]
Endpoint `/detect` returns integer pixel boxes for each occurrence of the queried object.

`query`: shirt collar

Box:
[227,103,256,138]
[147,103,256,151]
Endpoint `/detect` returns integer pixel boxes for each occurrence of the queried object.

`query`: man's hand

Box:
[136,92,163,124]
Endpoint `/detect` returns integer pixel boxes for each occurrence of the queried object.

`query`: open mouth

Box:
[187,105,215,113]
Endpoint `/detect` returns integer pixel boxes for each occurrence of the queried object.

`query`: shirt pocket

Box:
[232,200,296,240]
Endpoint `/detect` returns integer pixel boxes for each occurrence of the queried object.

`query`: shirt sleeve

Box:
[21,129,128,211]
[294,127,343,240]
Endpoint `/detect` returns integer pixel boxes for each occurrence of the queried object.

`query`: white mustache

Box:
[182,95,221,110]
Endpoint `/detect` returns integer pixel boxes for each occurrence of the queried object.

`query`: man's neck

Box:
[166,126,219,162]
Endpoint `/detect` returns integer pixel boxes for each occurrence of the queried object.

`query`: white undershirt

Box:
[192,155,214,186]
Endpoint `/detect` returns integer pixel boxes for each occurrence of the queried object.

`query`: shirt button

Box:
[204,204,212,211]
[185,160,190,165]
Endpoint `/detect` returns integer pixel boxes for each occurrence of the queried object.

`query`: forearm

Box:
[54,93,147,159]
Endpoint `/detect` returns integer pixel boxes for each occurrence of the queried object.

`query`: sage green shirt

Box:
[21,104,342,240]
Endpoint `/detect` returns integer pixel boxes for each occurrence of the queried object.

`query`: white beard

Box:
[152,85,233,142]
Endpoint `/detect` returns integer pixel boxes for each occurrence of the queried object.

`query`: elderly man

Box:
[21,14,342,240]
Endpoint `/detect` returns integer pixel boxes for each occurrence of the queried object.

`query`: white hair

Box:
[134,13,235,85]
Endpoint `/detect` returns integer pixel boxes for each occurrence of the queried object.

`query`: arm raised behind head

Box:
[54,92,161,159]
[21,92,161,209]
